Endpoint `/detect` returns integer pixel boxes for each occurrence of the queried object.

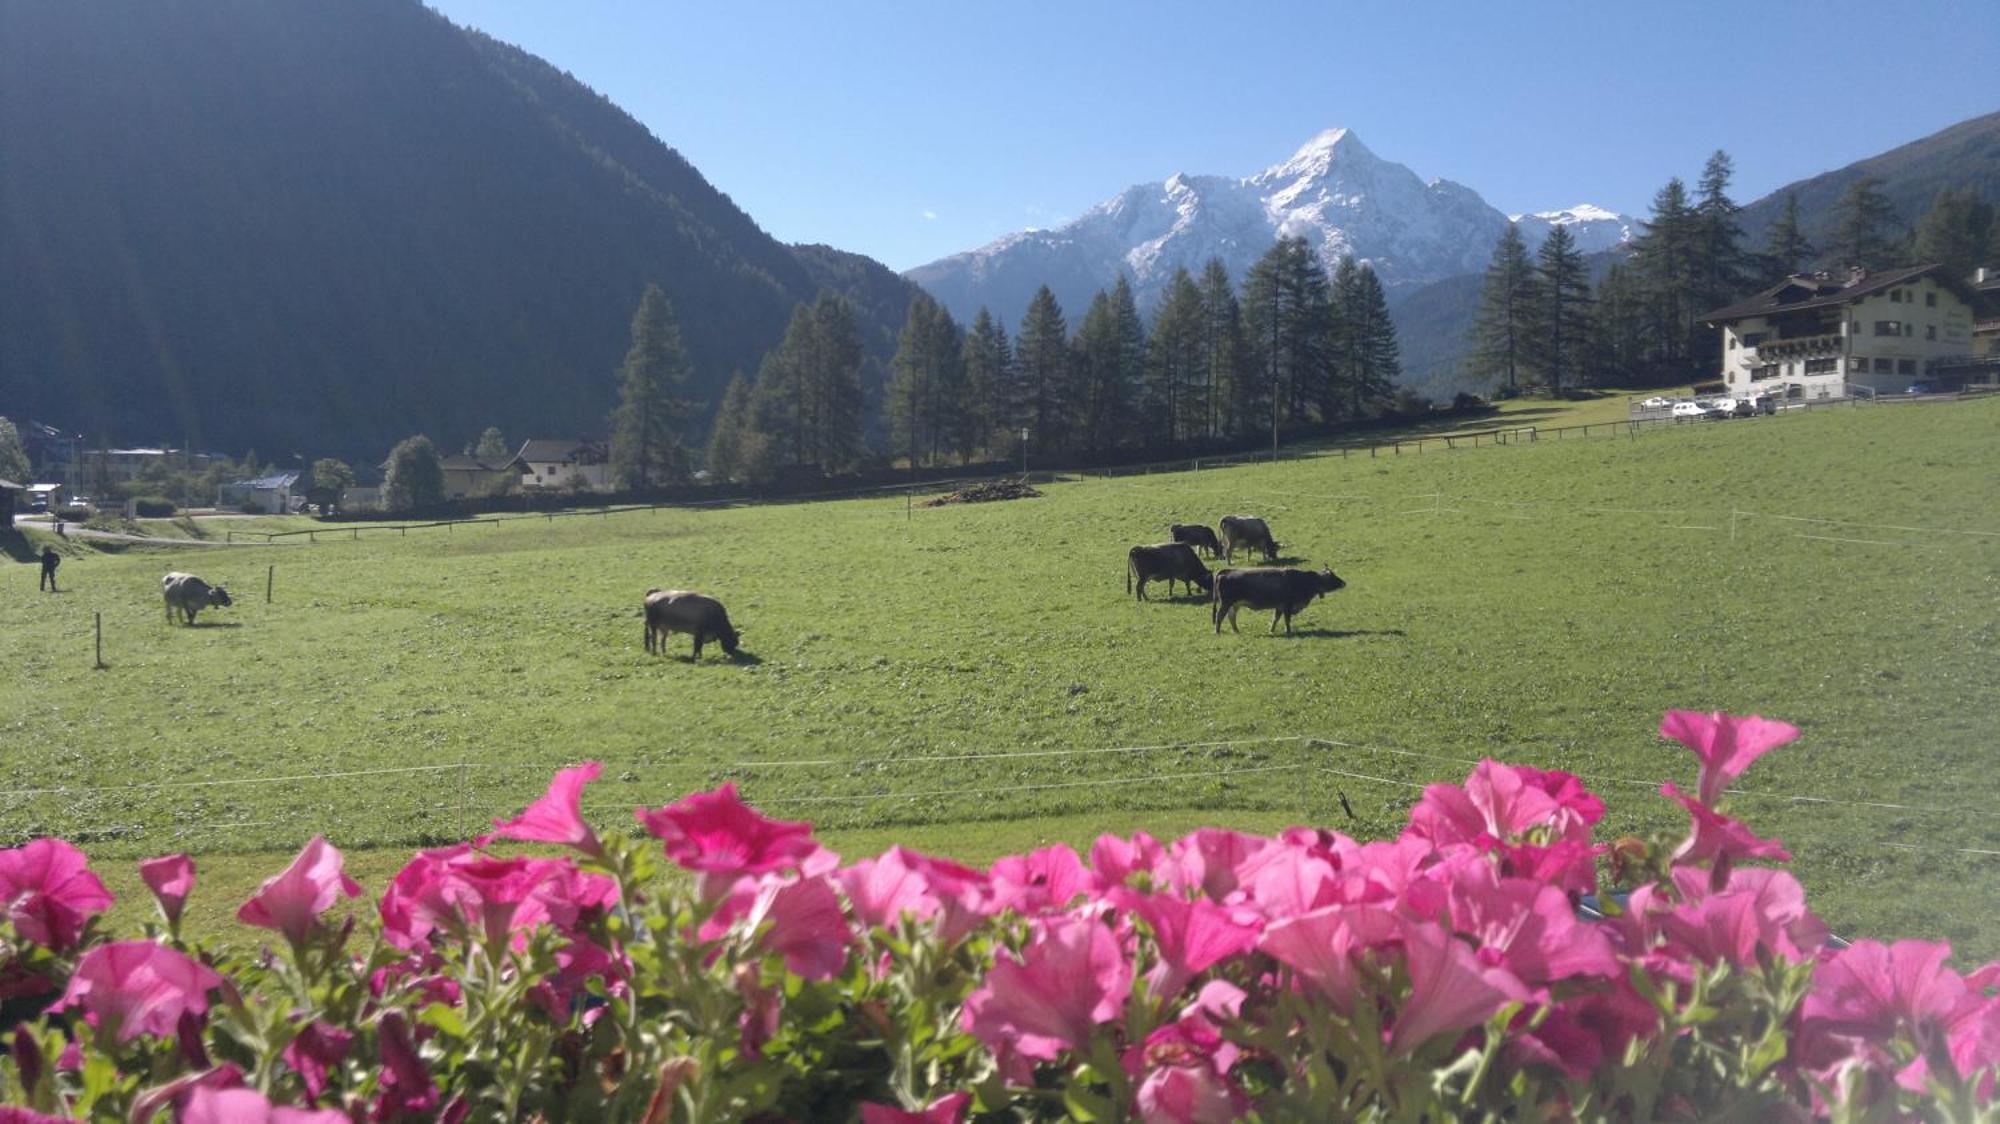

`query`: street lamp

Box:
[1019,428,1030,479]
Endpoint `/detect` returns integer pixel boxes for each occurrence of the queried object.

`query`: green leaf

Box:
[1062,1082,1116,1121]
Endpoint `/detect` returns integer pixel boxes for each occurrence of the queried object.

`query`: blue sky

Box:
[427,1,1998,272]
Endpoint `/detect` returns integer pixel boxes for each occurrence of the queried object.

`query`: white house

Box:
[218,471,302,514]
[1702,264,1979,399]
[511,439,613,492]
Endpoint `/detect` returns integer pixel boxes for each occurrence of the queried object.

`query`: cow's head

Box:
[208,586,234,608]
[1316,568,1345,593]
[1264,540,1281,561]
[1192,567,1215,594]
[717,624,742,656]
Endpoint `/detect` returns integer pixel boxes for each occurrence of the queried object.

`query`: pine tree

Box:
[1469,224,1537,393]
[610,284,696,488]
[382,435,445,512]
[1242,237,1332,443]
[1763,192,1814,281]
[1196,259,1247,442]
[1693,150,1747,369]
[886,294,964,467]
[958,308,1012,462]
[704,371,753,484]
[1587,262,1649,386]
[805,291,865,474]
[0,417,29,483]
[1348,264,1400,414]
[471,427,509,461]
[1527,225,1591,392]
[1913,187,1993,278]
[1071,281,1142,457]
[1146,269,1204,448]
[1633,177,1700,372]
[1834,176,1898,271]
[1326,255,1361,422]
[750,308,812,469]
[1106,276,1146,450]
[1014,287,1072,456]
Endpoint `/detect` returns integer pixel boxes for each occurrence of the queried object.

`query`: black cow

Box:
[1218,515,1279,563]
[644,589,742,659]
[1169,523,1223,559]
[1126,543,1213,601]
[1212,566,1346,634]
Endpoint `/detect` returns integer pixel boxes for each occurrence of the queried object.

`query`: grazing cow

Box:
[1218,515,1279,563]
[1169,523,1223,559]
[644,588,742,659]
[1212,566,1346,634]
[162,572,233,625]
[1126,542,1213,602]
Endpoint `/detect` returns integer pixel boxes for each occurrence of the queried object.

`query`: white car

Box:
[1640,396,1672,409]
[1671,401,1710,419]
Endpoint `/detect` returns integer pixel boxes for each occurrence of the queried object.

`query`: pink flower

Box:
[374,1011,439,1120]
[1162,829,1267,902]
[1258,904,1398,1010]
[282,1020,353,1102]
[486,762,603,856]
[1416,859,1620,984]
[1387,920,1535,1055]
[0,838,115,951]
[1408,760,1564,848]
[50,940,224,1043]
[1509,766,1605,836]
[989,844,1090,916]
[746,875,852,980]
[1803,939,1968,1041]
[1660,709,1799,806]
[139,853,195,930]
[378,845,474,950]
[636,783,818,877]
[839,847,940,931]
[1130,1015,1247,1124]
[859,1092,972,1124]
[236,836,361,945]
[962,914,1133,1061]
[1090,831,1165,889]
[1661,783,1791,866]
[183,1086,349,1123]
[1229,842,1338,920]
[1115,889,1262,998]
[440,856,563,951]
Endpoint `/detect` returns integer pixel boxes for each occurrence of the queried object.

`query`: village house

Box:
[23,483,67,511]
[512,439,612,492]
[1701,264,1984,400]
[65,446,224,487]
[218,471,301,514]
[437,454,516,499]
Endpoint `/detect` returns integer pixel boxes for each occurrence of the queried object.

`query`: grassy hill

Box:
[3,396,1997,953]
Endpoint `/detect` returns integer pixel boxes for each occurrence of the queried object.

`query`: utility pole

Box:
[1019,428,1030,479]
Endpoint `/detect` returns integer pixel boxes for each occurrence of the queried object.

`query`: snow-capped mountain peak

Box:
[1506,204,1637,254]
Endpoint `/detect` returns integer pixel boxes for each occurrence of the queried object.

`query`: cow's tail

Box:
[1125,556,1132,595]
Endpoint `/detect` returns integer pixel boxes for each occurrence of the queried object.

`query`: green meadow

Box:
[3,397,1997,954]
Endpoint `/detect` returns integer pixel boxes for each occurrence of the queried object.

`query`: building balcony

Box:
[1747,333,1842,360]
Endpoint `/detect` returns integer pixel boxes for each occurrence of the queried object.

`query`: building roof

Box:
[438,455,511,472]
[228,472,301,490]
[0,479,21,491]
[512,439,606,465]
[1699,264,1964,324]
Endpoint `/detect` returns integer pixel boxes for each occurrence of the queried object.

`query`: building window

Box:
[1926,292,1937,307]
[1891,290,1902,303]
[1899,359,1916,375]
[1874,358,1894,373]
[1874,321,1900,336]
[1805,358,1837,374]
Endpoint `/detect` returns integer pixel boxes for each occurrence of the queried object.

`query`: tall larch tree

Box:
[1634,177,1700,373]
[1146,269,1205,448]
[1014,287,1072,456]
[1693,150,1748,369]
[1763,192,1814,282]
[1197,259,1248,441]
[1587,263,1649,386]
[886,294,965,467]
[1834,176,1898,272]
[1242,237,1330,446]
[804,291,865,474]
[1347,264,1400,415]
[704,371,753,484]
[1470,224,1537,393]
[1071,282,1142,458]
[1914,187,1993,278]
[610,284,696,488]
[1527,224,1591,392]
[957,308,1012,462]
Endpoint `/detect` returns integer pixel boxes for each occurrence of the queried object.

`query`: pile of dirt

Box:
[924,481,1043,507]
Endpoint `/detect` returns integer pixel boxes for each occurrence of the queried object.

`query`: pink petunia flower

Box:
[1387,920,1535,1055]
[1803,939,1969,1041]
[1089,831,1166,890]
[1161,829,1267,903]
[282,1020,353,1102]
[374,1010,439,1120]
[1130,1014,1247,1124]
[1408,760,1564,849]
[183,1086,350,1123]
[1415,858,1621,984]
[745,875,853,980]
[0,838,115,951]
[50,940,225,1043]
[1258,904,1399,1010]
[439,856,564,952]
[839,847,941,931]
[236,836,362,946]
[1114,889,1262,998]
[378,845,474,951]
[859,1091,972,1124]
[138,853,196,931]
[635,783,818,878]
[1660,783,1791,867]
[1659,709,1800,807]
[486,762,604,856]
[962,914,1133,1061]
[988,844,1090,916]
[1229,842,1339,920]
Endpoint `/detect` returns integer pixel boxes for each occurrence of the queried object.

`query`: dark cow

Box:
[1218,515,1279,563]
[162,572,233,625]
[644,588,742,659]
[1126,543,1213,602]
[1212,566,1346,634]
[1169,523,1223,559]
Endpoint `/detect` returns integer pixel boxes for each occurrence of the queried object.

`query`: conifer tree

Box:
[1634,177,1700,371]
[805,291,865,474]
[1014,287,1072,456]
[611,284,696,488]
[1326,255,1362,422]
[1146,269,1205,448]
[1347,264,1400,415]
[1242,237,1331,443]
[1693,150,1748,367]
[0,418,28,484]
[1470,224,1537,393]
[958,308,1012,462]
[1196,259,1247,441]
[704,371,753,484]
[1587,262,1649,386]
[1527,225,1591,393]
[1071,281,1142,457]
[471,427,509,461]
[1914,187,1993,278]
[1834,176,1898,271]
[1763,192,1814,281]
[886,294,964,467]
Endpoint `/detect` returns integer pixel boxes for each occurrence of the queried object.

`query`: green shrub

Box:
[132,495,176,518]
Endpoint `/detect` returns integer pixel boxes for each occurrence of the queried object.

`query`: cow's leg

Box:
[1228,605,1242,633]
[691,631,704,660]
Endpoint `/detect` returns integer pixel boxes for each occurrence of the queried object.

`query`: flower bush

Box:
[1,711,1996,1121]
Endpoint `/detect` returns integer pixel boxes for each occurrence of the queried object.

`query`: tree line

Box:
[1471,151,1999,391]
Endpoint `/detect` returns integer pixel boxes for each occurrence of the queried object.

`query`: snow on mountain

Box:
[905,129,1629,328]
[1508,204,1637,255]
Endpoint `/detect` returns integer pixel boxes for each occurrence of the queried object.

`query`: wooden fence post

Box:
[267,564,274,603]
[95,612,104,670]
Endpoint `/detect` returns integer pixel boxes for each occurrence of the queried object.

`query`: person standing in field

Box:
[39,546,61,592]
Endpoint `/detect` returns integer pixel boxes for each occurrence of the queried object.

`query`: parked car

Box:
[1708,397,1739,416]
[1671,401,1711,419]
[1640,396,1672,409]
[1906,381,1935,395]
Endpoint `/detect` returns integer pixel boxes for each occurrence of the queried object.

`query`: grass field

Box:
[3,396,1997,954]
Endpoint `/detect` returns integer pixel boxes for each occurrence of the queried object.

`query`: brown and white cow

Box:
[1126,543,1213,601]
[1218,515,1279,563]
[1211,566,1345,634]
[643,589,742,659]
